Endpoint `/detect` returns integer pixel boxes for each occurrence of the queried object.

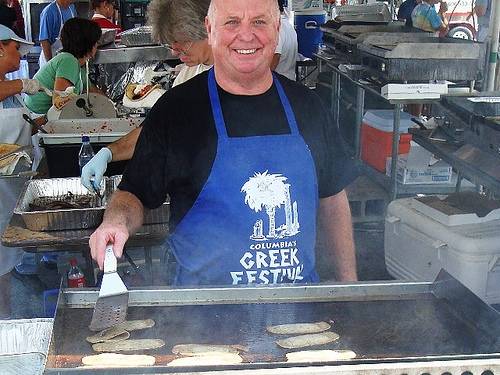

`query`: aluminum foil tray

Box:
[0,318,53,375]
[119,26,156,47]
[111,175,170,224]
[98,28,117,46]
[14,177,113,231]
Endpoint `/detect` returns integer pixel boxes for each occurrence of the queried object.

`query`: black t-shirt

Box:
[119,71,358,230]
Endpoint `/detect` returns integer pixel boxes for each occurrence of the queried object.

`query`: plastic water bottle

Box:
[78,135,95,174]
[68,259,85,288]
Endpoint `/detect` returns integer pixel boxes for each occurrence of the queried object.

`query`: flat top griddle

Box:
[44,271,500,373]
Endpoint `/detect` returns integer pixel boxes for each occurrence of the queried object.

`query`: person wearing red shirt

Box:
[90,0,122,35]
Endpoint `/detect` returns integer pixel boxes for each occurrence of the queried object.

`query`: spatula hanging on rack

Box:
[89,244,129,332]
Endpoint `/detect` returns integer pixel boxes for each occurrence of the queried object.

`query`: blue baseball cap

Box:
[0,25,33,56]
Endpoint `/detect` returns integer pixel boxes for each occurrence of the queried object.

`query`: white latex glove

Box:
[81,147,112,192]
[20,78,48,95]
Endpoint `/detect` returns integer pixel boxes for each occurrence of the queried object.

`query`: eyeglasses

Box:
[165,40,194,56]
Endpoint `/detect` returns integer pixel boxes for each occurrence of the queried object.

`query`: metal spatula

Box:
[89,244,129,332]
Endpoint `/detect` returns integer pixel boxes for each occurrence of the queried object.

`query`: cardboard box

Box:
[381,83,448,100]
[386,142,452,184]
[289,0,322,11]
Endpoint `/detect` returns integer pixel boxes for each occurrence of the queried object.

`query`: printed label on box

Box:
[386,157,452,185]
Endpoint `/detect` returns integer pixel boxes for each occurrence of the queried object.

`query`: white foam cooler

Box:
[385,197,500,304]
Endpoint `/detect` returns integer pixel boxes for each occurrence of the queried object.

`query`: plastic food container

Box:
[39,117,142,177]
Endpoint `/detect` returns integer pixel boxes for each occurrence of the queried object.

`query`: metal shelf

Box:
[315,52,461,200]
[410,129,500,195]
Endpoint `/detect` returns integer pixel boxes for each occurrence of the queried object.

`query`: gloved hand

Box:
[81,147,112,192]
[20,78,46,95]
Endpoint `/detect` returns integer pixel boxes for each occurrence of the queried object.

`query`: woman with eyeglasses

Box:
[81,0,214,193]
[90,0,122,36]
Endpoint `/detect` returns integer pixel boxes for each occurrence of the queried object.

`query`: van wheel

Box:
[448,26,474,40]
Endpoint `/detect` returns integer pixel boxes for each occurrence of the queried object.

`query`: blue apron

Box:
[167,69,319,285]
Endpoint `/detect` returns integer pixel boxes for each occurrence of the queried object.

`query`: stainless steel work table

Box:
[1,213,169,286]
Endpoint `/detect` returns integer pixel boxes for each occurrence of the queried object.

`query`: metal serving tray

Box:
[44,271,500,374]
[119,26,157,47]
[40,117,143,145]
[0,318,54,375]
[13,177,113,231]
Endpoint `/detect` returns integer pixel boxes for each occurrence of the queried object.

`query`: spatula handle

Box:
[103,244,117,274]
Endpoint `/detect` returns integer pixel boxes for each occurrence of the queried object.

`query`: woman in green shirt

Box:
[25,17,104,118]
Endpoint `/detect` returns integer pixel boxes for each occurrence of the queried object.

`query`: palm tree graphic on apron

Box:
[241,170,300,241]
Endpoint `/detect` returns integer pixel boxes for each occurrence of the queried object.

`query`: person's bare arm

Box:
[316,190,358,282]
[270,53,281,70]
[89,189,145,269]
[40,39,52,62]
[107,127,143,162]
[438,1,449,28]
[0,80,22,101]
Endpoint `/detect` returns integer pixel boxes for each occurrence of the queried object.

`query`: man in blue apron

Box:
[89,0,358,285]
[38,0,76,67]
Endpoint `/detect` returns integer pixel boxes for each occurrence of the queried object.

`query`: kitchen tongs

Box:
[89,244,129,331]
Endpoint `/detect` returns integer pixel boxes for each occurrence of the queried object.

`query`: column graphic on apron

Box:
[242,170,299,241]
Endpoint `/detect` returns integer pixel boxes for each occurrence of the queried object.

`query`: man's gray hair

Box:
[147,0,211,44]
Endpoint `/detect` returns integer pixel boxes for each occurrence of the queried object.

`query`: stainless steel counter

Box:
[92,44,178,64]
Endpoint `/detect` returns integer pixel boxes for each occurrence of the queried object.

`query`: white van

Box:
[444,0,477,40]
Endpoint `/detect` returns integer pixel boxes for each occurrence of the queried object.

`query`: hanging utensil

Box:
[89,243,129,332]
[22,114,48,134]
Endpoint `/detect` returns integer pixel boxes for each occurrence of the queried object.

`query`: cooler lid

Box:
[362,110,415,133]
[412,192,500,226]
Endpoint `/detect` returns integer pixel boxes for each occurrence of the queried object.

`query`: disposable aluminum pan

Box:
[0,318,54,375]
[111,175,170,224]
[119,26,157,47]
[14,177,112,231]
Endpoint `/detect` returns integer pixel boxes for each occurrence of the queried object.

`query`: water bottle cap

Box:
[82,135,90,142]
[70,259,78,265]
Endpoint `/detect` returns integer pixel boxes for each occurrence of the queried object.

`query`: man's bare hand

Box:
[89,222,129,270]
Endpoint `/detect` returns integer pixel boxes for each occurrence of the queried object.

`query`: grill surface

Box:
[357,35,481,81]
[44,271,500,373]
